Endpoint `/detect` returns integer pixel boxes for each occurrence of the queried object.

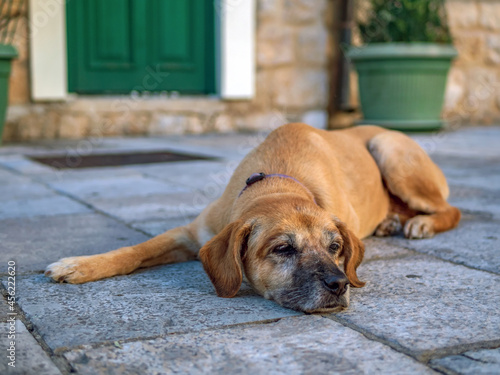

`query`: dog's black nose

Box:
[323,275,349,296]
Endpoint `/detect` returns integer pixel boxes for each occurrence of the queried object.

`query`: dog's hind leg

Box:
[45,224,201,284]
[368,131,461,239]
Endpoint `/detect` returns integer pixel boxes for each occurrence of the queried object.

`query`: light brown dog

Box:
[45,123,460,312]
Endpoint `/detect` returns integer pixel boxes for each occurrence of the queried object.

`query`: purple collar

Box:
[238,172,317,204]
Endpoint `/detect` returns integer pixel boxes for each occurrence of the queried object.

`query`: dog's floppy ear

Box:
[334,218,366,288]
[199,220,253,298]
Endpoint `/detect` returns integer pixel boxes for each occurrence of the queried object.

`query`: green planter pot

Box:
[0,44,18,145]
[347,43,457,131]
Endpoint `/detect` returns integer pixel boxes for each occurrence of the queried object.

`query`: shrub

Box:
[358,0,452,44]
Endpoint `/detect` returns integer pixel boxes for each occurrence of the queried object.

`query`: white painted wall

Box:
[220,0,256,99]
[29,0,67,101]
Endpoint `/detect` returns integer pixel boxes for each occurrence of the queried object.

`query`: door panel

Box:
[87,0,135,69]
[67,0,215,94]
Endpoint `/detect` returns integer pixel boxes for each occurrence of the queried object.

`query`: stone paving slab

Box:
[35,165,142,182]
[419,127,500,159]
[133,160,237,193]
[432,154,500,173]
[0,181,55,202]
[0,155,56,175]
[0,213,150,272]
[64,316,437,375]
[30,137,165,154]
[0,195,92,220]
[0,144,51,156]
[435,153,500,195]
[0,167,34,185]
[145,137,252,161]
[448,185,500,220]
[9,262,300,351]
[83,137,235,159]
[88,192,207,223]
[131,215,198,237]
[0,320,61,375]
[0,296,11,323]
[390,215,500,274]
[362,237,415,261]
[431,347,500,375]
[48,175,190,201]
[336,254,500,356]
[446,174,500,192]
[158,131,267,152]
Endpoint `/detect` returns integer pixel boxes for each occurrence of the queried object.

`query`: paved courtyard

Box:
[0,126,499,374]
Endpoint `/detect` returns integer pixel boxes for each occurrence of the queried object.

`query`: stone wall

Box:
[3,0,335,142]
[4,0,499,142]
[443,0,500,125]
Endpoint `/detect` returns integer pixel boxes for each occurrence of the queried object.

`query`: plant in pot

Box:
[0,0,24,144]
[347,0,457,131]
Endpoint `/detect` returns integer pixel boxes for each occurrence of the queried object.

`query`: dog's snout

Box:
[323,275,349,296]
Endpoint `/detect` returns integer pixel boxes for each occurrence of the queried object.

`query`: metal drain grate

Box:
[29,151,217,169]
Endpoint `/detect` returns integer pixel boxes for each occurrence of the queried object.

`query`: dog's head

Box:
[199,200,365,312]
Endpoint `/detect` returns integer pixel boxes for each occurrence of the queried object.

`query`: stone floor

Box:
[0,126,499,375]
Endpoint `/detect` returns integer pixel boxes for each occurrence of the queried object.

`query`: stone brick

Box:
[445,0,479,29]
[18,114,43,140]
[66,97,226,116]
[149,114,192,135]
[236,111,288,132]
[296,23,328,65]
[284,0,326,24]
[125,112,150,135]
[479,2,500,31]
[8,17,30,105]
[213,114,234,132]
[257,23,294,67]
[253,69,276,110]
[443,67,466,112]
[88,114,110,137]
[485,34,500,65]
[42,110,61,139]
[184,115,204,134]
[257,0,283,20]
[59,115,89,139]
[274,67,329,108]
[463,68,498,122]
[452,31,485,64]
[1,121,18,142]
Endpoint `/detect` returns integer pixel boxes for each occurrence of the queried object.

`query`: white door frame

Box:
[29,0,255,101]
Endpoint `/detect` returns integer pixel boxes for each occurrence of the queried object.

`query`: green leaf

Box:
[357,0,452,44]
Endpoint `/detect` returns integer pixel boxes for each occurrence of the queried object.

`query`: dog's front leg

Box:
[45,226,200,284]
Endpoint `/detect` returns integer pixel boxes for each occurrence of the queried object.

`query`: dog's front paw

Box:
[404,216,434,239]
[45,256,96,284]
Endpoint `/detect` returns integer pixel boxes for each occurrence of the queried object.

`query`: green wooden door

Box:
[67,0,215,94]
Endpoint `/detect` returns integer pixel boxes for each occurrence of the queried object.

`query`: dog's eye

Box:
[272,244,296,256]
[329,242,341,254]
